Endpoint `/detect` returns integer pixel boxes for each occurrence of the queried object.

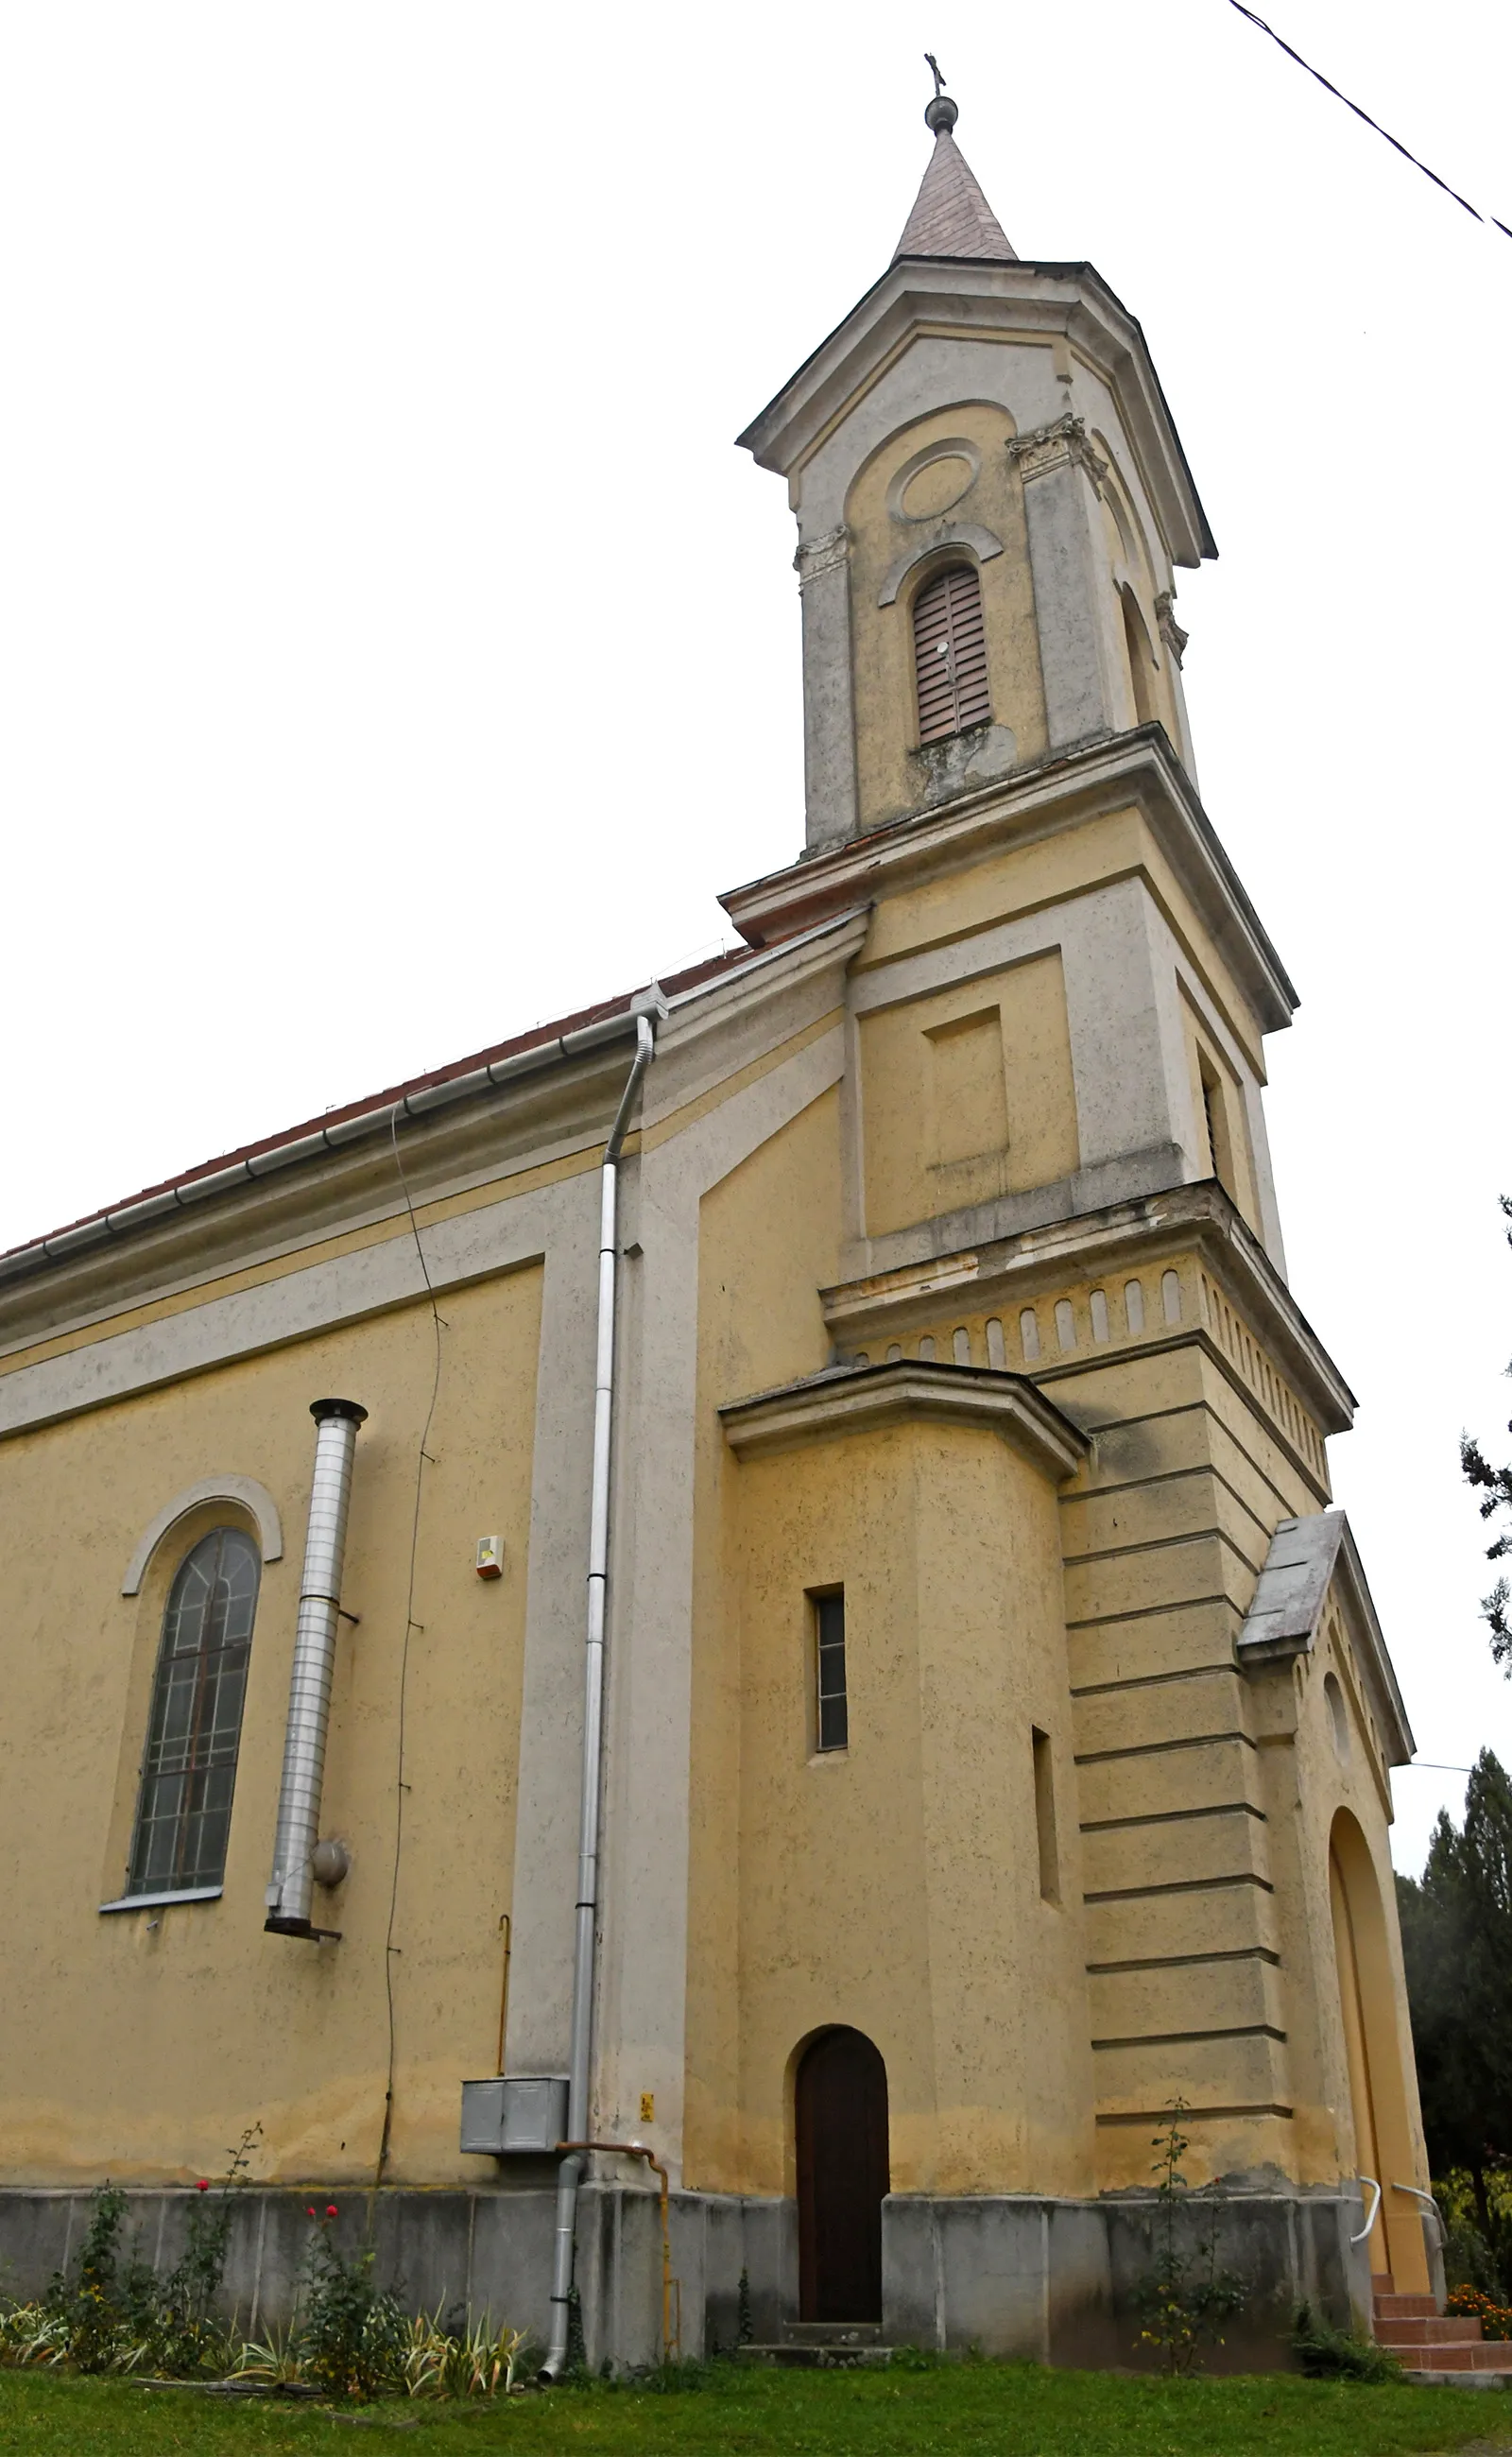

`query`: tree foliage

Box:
[1397,1749,1512,2254]
[1460,1194,1512,1664]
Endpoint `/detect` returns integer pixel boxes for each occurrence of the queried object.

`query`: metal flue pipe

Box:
[541,1000,660,2380]
[266,1398,367,1938]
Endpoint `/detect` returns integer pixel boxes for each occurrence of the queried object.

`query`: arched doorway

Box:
[795,2027,889,2322]
[1329,1810,1430,2292]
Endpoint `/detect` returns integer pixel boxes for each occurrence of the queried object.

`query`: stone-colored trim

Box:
[719,1358,1087,1480]
[121,1475,284,1592]
[737,260,1214,569]
[1006,411,1108,489]
[721,728,1296,1037]
[877,522,1004,606]
[793,525,850,587]
[1238,1511,1413,1768]
[819,1182,1356,1438]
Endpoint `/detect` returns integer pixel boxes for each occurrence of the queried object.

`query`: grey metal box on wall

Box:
[459,2075,569,2156]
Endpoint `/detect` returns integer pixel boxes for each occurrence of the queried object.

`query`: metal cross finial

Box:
[922,54,958,134]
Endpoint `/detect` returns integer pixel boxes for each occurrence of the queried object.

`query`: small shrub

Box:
[736,2265,753,2347]
[294,2205,407,2401]
[638,2356,713,2393]
[1291,2299,1400,2381]
[45,2183,135,2373]
[888,2343,948,2369]
[1133,2102,1245,2376]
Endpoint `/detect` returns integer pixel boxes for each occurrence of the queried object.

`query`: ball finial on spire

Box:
[923,53,958,135]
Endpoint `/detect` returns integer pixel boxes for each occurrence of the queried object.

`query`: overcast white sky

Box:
[2,2,1507,1873]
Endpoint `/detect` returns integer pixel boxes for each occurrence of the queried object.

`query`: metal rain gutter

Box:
[540,987,662,2380]
[0,1008,650,1289]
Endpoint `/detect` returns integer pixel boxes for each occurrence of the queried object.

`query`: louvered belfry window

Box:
[912,562,990,744]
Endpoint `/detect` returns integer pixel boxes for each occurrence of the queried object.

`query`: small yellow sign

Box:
[638,2092,655,2124]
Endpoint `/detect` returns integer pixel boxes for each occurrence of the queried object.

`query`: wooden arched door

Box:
[795,2027,889,2321]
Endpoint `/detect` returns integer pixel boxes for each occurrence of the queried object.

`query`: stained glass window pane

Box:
[128,1526,259,1895]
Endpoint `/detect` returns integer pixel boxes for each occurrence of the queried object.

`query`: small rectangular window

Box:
[813,1590,848,1753]
[1032,1726,1059,1903]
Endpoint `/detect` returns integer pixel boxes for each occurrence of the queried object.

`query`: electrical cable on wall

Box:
[1223,0,1510,238]
[373,1106,447,2191]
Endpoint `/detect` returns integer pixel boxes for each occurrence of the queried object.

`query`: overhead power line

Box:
[1224,0,1510,240]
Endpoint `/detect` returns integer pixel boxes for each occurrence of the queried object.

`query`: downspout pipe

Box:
[541,994,662,2380]
[266,1398,367,1939]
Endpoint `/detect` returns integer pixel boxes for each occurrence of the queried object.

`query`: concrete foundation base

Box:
[0,2181,1378,2373]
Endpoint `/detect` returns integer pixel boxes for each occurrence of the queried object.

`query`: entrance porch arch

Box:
[1329,1809,1430,2292]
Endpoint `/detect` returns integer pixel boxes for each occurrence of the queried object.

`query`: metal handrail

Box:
[1349,2175,1382,2245]
[1393,2181,1447,2254]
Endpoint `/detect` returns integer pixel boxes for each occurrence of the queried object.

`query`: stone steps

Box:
[1372,2273,1512,2387]
[741,2321,894,2369]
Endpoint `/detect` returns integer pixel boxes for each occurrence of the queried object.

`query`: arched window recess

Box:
[105,1526,262,1911]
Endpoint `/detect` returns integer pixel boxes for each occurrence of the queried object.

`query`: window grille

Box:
[814,1590,848,1753]
[912,563,990,744]
[128,1526,260,1895]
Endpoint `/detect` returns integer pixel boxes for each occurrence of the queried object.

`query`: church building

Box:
[0,85,1435,2369]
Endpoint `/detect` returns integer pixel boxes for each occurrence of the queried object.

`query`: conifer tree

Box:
[1397,1749,1512,2241]
[1461,1194,1512,1663]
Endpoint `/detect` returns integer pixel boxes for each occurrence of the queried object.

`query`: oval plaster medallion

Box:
[886,438,982,524]
[900,455,974,521]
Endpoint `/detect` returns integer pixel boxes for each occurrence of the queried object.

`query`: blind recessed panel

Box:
[912,563,991,745]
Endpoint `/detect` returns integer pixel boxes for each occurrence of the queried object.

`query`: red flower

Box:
[306,2206,316,2218]
[326,2204,338,2217]
[197,2180,209,2192]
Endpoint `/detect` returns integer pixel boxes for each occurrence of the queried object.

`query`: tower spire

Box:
[892,60,1018,265]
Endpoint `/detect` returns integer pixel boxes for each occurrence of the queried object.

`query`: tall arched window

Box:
[912,562,990,744]
[129,1527,260,1896]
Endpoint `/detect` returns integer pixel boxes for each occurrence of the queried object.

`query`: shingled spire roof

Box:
[892,85,1017,265]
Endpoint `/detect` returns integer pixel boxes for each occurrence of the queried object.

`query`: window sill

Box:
[98,1885,223,1916]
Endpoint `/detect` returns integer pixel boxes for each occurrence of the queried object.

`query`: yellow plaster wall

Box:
[843,403,1047,831]
[715,1417,1092,2199]
[859,949,1078,1236]
[0,1265,542,2187]
[684,1088,845,2191]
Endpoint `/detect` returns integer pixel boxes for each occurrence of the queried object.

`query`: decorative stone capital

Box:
[794,524,850,588]
[1155,590,1189,667]
[1006,414,1108,494]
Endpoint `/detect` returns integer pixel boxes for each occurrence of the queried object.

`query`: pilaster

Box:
[795,526,859,848]
[1009,416,1120,748]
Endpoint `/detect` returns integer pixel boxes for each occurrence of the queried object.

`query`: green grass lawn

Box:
[2,2363,1510,2457]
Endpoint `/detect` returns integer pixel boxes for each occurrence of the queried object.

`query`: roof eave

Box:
[737,256,1214,570]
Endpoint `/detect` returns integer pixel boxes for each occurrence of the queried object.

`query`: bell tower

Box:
[724,76,1427,2319]
[739,84,1208,850]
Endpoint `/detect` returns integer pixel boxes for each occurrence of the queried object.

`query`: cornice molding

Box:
[719,726,1297,1037]
[719,1357,1087,1481]
[819,1181,1356,1440]
[0,912,868,1344]
[737,258,1214,569]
